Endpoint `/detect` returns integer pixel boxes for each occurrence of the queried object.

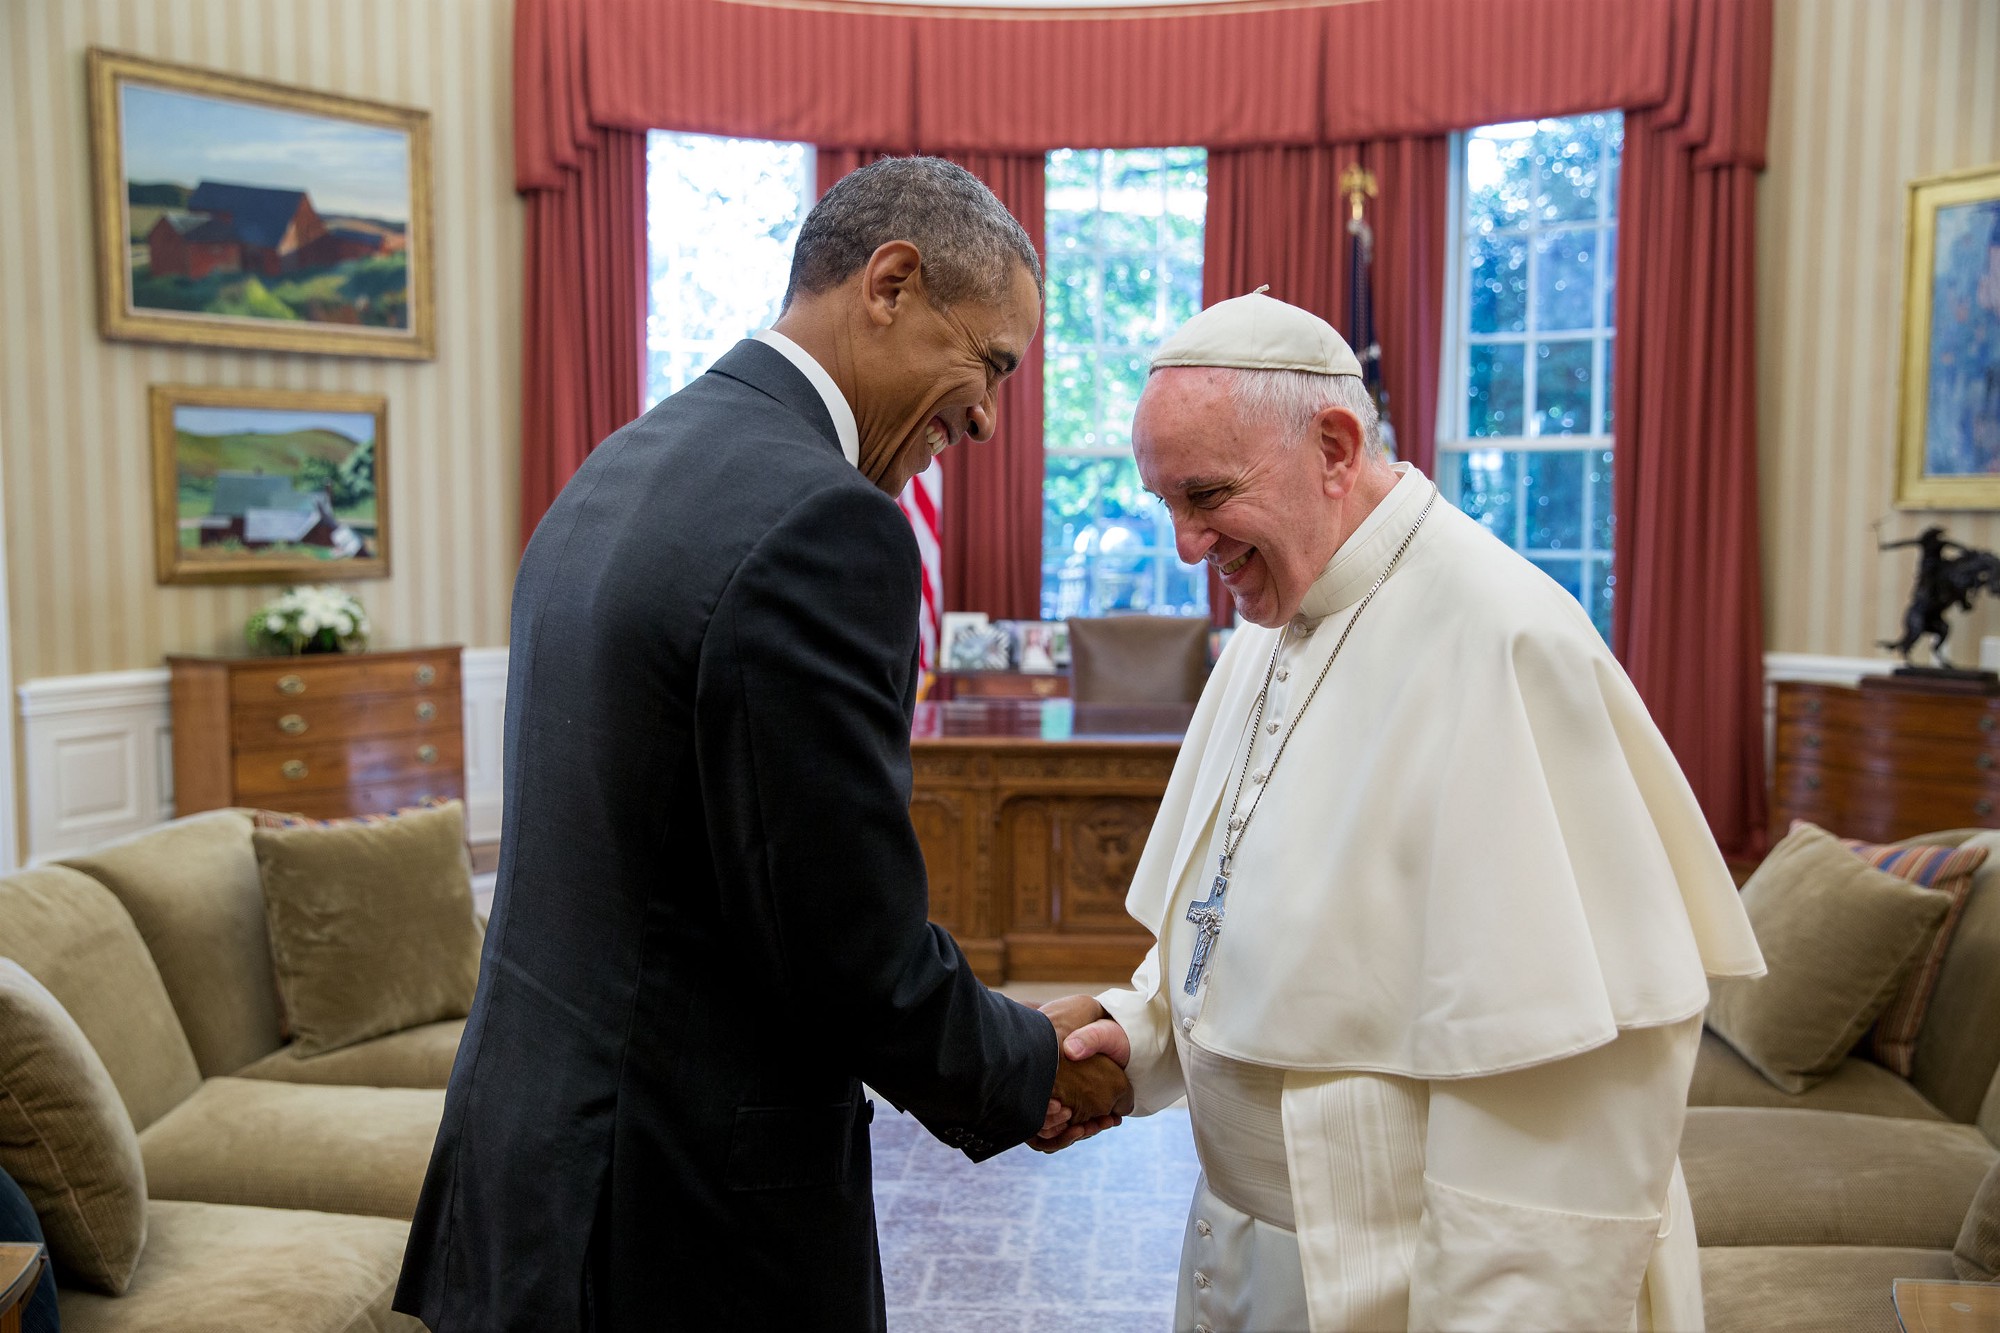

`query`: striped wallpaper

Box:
[0,0,1995,683]
[1759,0,2000,658]
[0,0,521,683]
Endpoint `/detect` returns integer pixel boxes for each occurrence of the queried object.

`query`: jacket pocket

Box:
[726,1100,861,1192]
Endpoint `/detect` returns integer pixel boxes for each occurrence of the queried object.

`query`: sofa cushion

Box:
[1960,1157,2000,1281]
[56,1199,422,1333]
[1689,1029,1947,1120]
[254,802,481,1058]
[1700,1245,1957,1333]
[1683,1107,1995,1249]
[1908,830,2000,1124]
[1707,824,1950,1093]
[235,1018,463,1089]
[0,959,147,1295]
[62,810,285,1078]
[1800,826,1989,1077]
[0,868,201,1133]
[137,1078,443,1220]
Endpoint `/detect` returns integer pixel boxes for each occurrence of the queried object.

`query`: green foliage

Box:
[131,254,407,326]
[209,277,299,320]
[296,436,375,510]
[127,181,191,208]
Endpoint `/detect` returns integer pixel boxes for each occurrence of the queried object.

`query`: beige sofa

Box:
[1686,827,2000,1332]
[0,809,466,1332]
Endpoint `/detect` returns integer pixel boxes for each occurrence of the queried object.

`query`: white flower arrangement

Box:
[246,585,372,655]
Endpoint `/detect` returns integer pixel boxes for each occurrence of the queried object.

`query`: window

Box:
[1042,148,1208,620]
[1439,114,1622,640]
[645,133,815,410]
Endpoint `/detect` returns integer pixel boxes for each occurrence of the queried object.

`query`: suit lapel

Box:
[708,340,845,457]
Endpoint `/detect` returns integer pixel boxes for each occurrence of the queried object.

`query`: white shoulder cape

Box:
[1123,467,1765,1078]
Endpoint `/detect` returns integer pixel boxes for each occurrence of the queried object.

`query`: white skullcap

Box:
[1149,286,1363,377]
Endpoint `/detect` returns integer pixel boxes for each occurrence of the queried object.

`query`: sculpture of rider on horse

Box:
[1880,525,2000,668]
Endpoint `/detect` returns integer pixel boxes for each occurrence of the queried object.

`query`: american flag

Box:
[899,460,944,675]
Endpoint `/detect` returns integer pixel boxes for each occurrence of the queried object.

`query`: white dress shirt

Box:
[753,328,859,469]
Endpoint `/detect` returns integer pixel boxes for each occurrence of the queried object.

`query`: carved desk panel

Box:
[910,700,1190,983]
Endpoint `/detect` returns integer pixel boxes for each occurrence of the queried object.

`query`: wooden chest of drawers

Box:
[169,646,465,820]
[1771,680,2000,844]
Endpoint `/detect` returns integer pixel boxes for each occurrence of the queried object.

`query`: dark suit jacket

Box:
[395,341,1058,1331]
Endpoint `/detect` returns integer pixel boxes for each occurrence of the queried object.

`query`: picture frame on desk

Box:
[941,612,1014,671]
[999,620,1069,673]
[1896,162,2000,509]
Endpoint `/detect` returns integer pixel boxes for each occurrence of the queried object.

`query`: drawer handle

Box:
[277,674,305,696]
[417,744,438,765]
[1983,714,1998,732]
[1804,774,1821,791]
[281,760,309,782]
[1804,697,1821,714]
[416,701,437,722]
[1981,753,1995,771]
[278,714,308,737]
[414,664,437,687]
[1802,733,1821,749]
[1979,799,1995,818]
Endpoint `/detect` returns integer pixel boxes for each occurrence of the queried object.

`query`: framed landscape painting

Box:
[151,385,390,586]
[89,49,433,359]
[1898,163,2000,509]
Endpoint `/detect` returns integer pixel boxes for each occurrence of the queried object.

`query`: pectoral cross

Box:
[1183,855,1233,995]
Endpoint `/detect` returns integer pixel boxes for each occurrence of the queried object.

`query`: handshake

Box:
[1031,994,1134,1154]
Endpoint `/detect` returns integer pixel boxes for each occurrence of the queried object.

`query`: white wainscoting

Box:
[15,646,508,865]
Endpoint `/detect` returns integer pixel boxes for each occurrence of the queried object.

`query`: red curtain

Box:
[519,126,646,546]
[817,150,1048,621]
[1201,138,1450,625]
[1611,0,1774,859]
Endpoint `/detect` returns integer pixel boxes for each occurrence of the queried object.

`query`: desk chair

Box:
[1067,615,1210,705]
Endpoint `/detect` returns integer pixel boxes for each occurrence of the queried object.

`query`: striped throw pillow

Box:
[1792,821,1989,1077]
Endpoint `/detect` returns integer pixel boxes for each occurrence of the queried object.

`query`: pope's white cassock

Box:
[1095,462,1766,1333]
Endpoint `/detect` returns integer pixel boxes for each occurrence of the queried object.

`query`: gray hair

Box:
[1220,368,1385,454]
[784,157,1044,310]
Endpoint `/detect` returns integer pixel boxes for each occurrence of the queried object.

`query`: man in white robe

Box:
[1038,292,1765,1333]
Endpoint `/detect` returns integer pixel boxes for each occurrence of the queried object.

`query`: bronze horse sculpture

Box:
[1880,526,2000,668]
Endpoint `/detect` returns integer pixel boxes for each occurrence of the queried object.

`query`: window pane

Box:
[1588,558,1615,641]
[1589,449,1615,551]
[1534,339,1594,436]
[1454,449,1519,541]
[1043,148,1208,619]
[1533,116,1610,223]
[1467,231,1528,334]
[1599,228,1618,329]
[1467,125,1535,232]
[1532,555,1584,598]
[1468,344,1526,437]
[644,132,811,409]
[1525,450,1585,549]
[1534,228,1600,333]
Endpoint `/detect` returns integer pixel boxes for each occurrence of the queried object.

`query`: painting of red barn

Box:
[151,385,391,586]
[91,49,433,359]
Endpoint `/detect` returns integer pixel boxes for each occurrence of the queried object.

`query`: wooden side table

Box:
[1895,1279,2000,1332]
[0,1243,46,1333]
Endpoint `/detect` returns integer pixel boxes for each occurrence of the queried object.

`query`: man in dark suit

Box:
[396,158,1130,1332]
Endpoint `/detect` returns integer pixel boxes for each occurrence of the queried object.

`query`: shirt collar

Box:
[753,328,860,469]
[1294,462,1433,624]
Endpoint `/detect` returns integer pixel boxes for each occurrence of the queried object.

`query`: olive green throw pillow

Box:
[0,959,148,1294]
[1707,823,1952,1094]
[253,801,481,1058]
[1960,1157,2000,1281]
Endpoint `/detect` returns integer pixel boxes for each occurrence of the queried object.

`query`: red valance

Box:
[516,0,1766,193]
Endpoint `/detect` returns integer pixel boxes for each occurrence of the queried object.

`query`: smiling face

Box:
[1134,368,1370,627]
[849,247,1042,496]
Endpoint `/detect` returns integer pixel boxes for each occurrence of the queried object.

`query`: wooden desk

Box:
[911,699,1190,984]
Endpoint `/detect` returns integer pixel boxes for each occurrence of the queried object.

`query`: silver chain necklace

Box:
[1182,485,1438,996]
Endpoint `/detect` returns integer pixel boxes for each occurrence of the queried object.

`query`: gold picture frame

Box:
[89,49,434,360]
[151,384,390,586]
[1897,162,2000,509]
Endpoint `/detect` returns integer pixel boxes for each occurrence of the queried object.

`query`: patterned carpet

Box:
[872,1100,1198,1332]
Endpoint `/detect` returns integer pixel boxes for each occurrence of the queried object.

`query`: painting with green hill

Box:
[90,50,433,358]
[150,386,390,586]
